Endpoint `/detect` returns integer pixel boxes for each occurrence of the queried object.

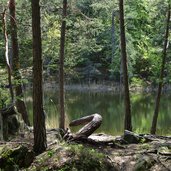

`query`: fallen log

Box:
[64,115,154,148]
[64,113,102,141]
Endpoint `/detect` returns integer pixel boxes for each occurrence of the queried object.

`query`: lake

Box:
[25,88,171,136]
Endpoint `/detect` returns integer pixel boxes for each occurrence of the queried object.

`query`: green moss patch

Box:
[28,144,117,171]
[0,144,35,170]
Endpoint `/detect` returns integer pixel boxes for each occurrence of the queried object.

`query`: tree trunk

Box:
[111,11,115,60]
[9,0,30,126]
[2,9,14,103]
[150,5,170,135]
[32,0,47,154]
[0,111,3,141]
[119,0,132,131]
[59,0,67,130]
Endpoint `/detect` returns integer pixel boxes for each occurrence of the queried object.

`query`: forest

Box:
[0,0,170,84]
[0,0,171,170]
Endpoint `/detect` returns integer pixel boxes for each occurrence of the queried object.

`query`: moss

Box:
[67,144,105,161]
[0,145,34,170]
[47,149,56,157]
[35,149,56,165]
[58,144,114,171]
[138,143,151,150]
[28,143,117,171]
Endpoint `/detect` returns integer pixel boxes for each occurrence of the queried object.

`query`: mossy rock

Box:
[57,157,118,171]
[0,144,35,170]
[60,144,117,171]
[123,130,146,144]
[28,144,119,171]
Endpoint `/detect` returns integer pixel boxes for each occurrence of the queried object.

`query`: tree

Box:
[150,4,170,134]
[2,8,14,103]
[59,0,67,130]
[32,0,47,153]
[119,0,132,131]
[9,0,30,126]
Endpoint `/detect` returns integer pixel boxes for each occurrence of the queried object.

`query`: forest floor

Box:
[0,130,171,171]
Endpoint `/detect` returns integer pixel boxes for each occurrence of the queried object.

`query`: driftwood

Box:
[63,114,155,148]
[64,113,102,141]
[64,114,123,148]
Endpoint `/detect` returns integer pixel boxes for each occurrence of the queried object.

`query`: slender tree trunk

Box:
[0,112,3,140]
[119,0,132,131]
[32,0,47,154]
[2,9,14,103]
[111,11,115,60]
[9,0,30,126]
[120,58,123,89]
[150,5,170,135]
[59,0,67,130]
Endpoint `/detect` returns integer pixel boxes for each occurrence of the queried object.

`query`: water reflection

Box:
[25,89,171,136]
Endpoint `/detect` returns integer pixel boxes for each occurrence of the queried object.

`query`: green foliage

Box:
[0,87,10,109]
[0,0,171,85]
[130,77,146,87]
[68,144,104,159]
[0,68,11,108]
[47,150,55,157]
[0,145,32,170]
[62,144,106,171]
[16,0,32,69]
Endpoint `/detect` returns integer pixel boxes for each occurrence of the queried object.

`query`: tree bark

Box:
[9,0,30,126]
[2,9,14,103]
[150,5,170,135]
[32,0,47,154]
[59,0,67,130]
[119,0,132,131]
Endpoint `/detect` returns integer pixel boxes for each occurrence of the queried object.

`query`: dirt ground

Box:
[0,130,171,171]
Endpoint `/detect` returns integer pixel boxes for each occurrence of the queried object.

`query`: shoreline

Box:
[42,81,171,93]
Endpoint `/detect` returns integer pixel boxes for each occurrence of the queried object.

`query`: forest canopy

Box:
[0,0,170,85]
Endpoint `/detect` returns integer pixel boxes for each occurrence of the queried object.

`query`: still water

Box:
[26,89,171,136]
